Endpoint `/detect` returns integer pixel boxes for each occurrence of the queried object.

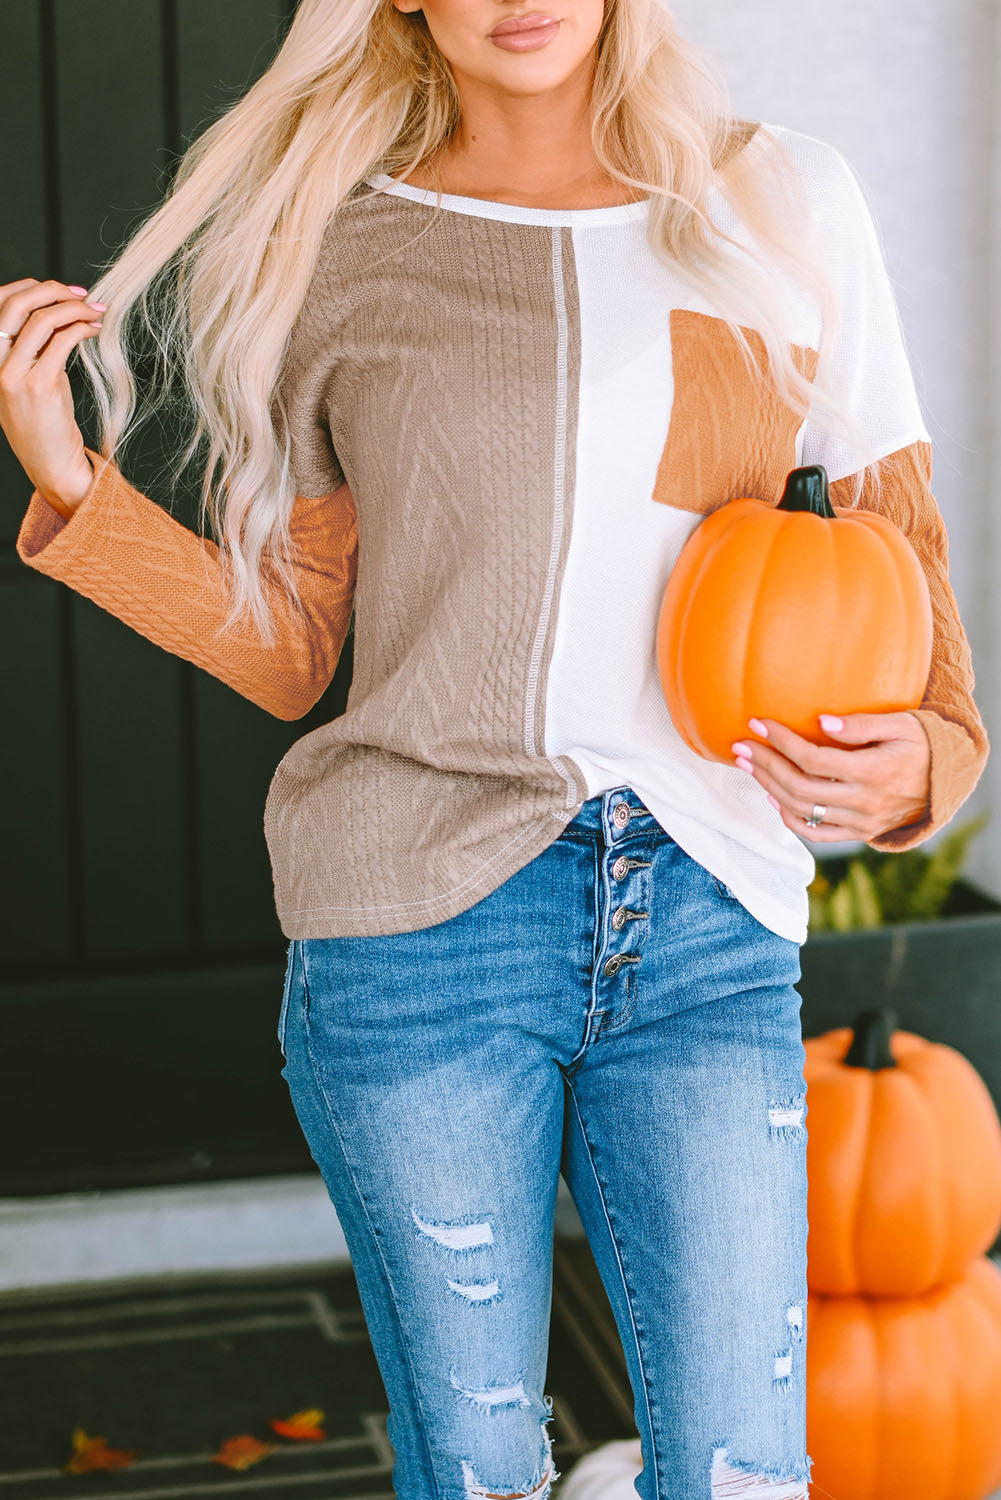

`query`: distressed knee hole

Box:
[449,1368,533,1410]
[711,1444,811,1498]
[768,1093,807,1142]
[411,1206,494,1251]
[447,1277,502,1304]
[772,1347,793,1389]
[461,1409,558,1500]
[461,1456,556,1500]
[786,1304,804,1341]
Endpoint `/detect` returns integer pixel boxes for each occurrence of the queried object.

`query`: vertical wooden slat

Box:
[0,576,75,962]
[0,0,49,550]
[157,0,206,954]
[56,0,189,956]
[177,0,291,128]
[0,0,358,1191]
[0,0,76,960]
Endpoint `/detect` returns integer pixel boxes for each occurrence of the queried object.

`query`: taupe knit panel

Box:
[264,194,590,937]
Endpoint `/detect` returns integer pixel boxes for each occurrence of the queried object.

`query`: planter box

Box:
[799,875,1001,1256]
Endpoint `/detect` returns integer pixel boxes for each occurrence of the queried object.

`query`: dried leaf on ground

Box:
[212,1434,277,1470]
[271,1407,327,1441]
[63,1427,138,1474]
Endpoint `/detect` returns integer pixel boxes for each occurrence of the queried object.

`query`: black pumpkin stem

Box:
[842,1007,899,1070]
[778,464,836,519]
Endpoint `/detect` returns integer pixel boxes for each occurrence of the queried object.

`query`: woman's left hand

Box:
[730,710,932,844]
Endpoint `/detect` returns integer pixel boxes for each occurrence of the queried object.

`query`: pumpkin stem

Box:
[778,465,836,518]
[842,1007,899,1069]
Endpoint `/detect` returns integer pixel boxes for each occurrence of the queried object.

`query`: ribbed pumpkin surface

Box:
[804,1025,1001,1296]
[806,1256,1001,1500]
[656,498,933,762]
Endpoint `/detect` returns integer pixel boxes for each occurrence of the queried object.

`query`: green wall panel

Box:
[0,0,355,1192]
[0,572,74,962]
[0,2,48,551]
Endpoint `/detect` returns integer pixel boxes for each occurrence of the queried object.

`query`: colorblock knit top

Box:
[15,122,989,944]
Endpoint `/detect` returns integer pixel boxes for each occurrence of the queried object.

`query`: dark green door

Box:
[0,0,350,1194]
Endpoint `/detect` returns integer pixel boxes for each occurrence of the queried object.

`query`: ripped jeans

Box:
[277,784,812,1500]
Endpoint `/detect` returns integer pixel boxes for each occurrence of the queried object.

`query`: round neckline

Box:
[363,170,652,227]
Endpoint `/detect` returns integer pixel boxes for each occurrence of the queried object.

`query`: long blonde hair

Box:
[76,0,886,645]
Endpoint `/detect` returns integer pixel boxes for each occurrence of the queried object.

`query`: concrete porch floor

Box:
[2,1179,999,1498]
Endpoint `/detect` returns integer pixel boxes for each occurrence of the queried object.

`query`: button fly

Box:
[603,953,640,978]
[612,802,631,828]
[611,906,628,931]
[611,855,630,880]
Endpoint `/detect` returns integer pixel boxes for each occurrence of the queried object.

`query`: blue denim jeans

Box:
[278,784,812,1500]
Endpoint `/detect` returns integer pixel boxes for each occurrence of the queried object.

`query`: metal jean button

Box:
[611,906,628,932]
[612,802,631,829]
[602,953,640,978]
[611,855,630,880]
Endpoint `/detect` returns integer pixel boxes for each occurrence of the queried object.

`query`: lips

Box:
[490,12,559,36]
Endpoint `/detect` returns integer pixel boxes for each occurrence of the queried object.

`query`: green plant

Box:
[807,811,990,932]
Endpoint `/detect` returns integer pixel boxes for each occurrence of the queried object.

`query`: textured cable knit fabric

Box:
[15,122,989,942]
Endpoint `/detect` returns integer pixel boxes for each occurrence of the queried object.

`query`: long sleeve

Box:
[830,441,989,850]
[798,140,989,850]
[15,445,358,721]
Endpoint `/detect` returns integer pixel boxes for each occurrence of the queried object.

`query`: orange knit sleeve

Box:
[829,440,989,851]
[15,445,358,721]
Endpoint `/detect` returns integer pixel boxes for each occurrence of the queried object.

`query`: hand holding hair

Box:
[0,277,105,519]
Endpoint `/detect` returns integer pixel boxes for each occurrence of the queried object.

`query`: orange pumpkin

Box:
[806,1254,1001,1500]
[656,464,933,763]
[804,1008,1001,1296]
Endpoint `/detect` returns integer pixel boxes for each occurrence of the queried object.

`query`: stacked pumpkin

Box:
[803,1006,1001,1500]
[656,465,1001,1495]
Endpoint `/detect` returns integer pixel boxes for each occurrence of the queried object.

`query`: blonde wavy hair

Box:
[76,0,886,645]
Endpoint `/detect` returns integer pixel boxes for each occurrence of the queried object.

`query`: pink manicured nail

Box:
[819,714,844,732]
[748,718,768,737]
[736,756,754,773]
[67,285,89,295]
[766,793,781,810]
[731,742,751,758]
[88,300,107,311]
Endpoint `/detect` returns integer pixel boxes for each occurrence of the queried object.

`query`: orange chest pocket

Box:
[652,308,820,516]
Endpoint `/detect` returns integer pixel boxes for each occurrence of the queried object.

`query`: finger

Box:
[0,278,50,336]
[16,296,105,359]
[0,277,49,313]
[775,771,870,832]
[0,302,96,374]
[0,280,96,349]
[734,739,856,804]
[733,736,854,790]
[770,799,869,843]
[28,319,103,378]
[0,277,92,315]
[818,710,915,745]
[794,797,867,834]
[1,306,102,379]
[748,718,854,778]
[737,752,865,825]
[795,815,866,844]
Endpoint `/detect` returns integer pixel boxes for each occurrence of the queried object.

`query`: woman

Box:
[1,1,988,1496]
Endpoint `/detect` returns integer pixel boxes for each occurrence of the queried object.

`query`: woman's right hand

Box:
[0,277,107,520]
